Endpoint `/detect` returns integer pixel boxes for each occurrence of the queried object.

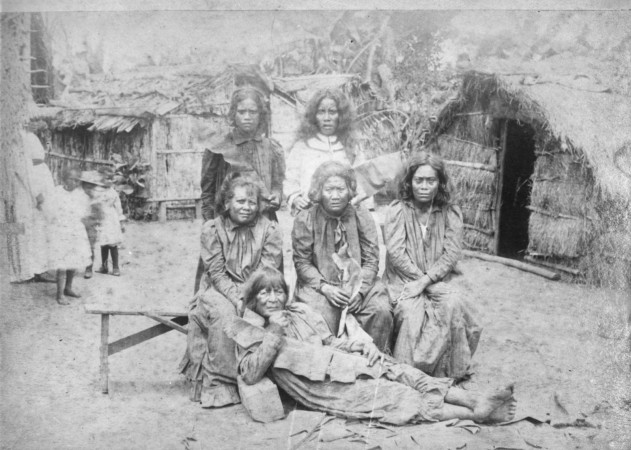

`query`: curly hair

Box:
[216,172,264,218]
[307,161,357,204]
[296,88,355,146]
[227,87,269,134]
[241,266,288,316]
[398,152,451,206]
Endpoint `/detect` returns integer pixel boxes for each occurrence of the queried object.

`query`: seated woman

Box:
[194,86,285,293]
[180,173,283,408]
[229,267,516,425]
[384,152,482,380]
[291,161,393,351]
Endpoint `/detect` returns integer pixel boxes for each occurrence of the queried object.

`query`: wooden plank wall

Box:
[151,115,229,201]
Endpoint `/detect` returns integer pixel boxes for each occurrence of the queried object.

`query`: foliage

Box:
[99,155,151,220]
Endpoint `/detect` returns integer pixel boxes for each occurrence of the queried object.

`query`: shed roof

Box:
[43,64,270,132]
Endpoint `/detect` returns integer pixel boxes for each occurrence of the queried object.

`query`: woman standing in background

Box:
[194,86,285,293]
[284,88,366,214]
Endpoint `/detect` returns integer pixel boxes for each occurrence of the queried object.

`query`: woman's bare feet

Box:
[56,296,71,306]
[473,383,516,424]
[63,289,81,298]
[485,395,517,424]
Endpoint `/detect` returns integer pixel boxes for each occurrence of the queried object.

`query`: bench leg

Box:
[100,314,110,394]
[158,202,167,223]
[195,199,202,220]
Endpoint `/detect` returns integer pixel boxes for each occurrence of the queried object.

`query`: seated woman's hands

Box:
[268,311,290,334]
[347,293,363,313]
[321,284,350,308]
[267,193,281,211]
[349,340,382,366]
[293,195,312,210]
[398,275,432,302]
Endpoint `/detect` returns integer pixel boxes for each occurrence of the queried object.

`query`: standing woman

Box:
[180,173,283,408]
[23,129,56,282]
[384,152,482,380]
[284,88,362,213]
[194,86,285,293]
[292,161,393,351]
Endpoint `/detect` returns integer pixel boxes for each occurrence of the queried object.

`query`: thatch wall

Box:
[437,125,498,253]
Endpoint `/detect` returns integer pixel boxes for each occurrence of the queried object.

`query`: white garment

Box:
[28,160,55,273]
[48,186,91,270]
[93,187,124,246]
[284,134,353,207]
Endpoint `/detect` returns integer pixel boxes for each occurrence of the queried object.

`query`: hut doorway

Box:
[497,120,536,258]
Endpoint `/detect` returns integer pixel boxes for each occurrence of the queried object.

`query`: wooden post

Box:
[1,13,35,282]
[464,250,560,280]
[158,201,167,223]
[100,314,110,394]
[195,199,202,221]
[494,119,508,255]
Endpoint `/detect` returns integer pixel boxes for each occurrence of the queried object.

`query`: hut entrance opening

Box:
[497,120,536,258]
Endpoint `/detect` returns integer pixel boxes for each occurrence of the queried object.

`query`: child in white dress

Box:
[49,168,92,305]
[94,180,125,276]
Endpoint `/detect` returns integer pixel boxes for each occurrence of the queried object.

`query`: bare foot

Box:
[484,396,517,424]
[473,383,514,423]
[64,289,81,298]
[56,296,71,306]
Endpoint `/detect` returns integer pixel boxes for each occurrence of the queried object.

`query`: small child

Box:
[79,171,105,279]
[49,168,92,305]
[93,175,125,276]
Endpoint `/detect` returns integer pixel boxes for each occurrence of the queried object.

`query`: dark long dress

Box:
[194,129,286,293]
[180,214,283,407]
[384,200,482,380]
[292,203,393,351]
[231,303,453,425]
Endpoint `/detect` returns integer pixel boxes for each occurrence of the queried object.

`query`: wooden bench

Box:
[84,303,189,394]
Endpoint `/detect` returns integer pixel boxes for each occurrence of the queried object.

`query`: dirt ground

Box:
[1,210,630,450]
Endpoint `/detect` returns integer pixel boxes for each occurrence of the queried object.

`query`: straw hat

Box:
[77,170,106,187]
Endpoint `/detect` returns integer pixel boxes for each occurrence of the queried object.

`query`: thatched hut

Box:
[428,70,631,288]
[37,65,272,220]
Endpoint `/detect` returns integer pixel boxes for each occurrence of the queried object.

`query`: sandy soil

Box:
[1,211,630,449]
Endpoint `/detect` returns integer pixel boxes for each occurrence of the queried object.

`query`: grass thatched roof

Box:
[42,64,270,132]
[434,70,631,200]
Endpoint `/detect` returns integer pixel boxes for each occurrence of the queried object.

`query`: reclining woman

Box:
[229,267,516,425]
[384,151,482,380]
[291,161,393,351]
[180,173,283,408]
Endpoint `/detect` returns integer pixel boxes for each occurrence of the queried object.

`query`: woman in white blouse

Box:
[284,88,362,213]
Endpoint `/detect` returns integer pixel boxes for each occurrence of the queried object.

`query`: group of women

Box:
[179,87,513,425]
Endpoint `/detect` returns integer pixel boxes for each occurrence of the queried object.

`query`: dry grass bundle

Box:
[437,135,497,165]
[460,205,494,230]
[527,212,591,258]
[446,113,493,146]
[463,229,494,252]
[449,165,495,196]
[533,152,590,182]
[581,231,631,289]
[530,179,595,217]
